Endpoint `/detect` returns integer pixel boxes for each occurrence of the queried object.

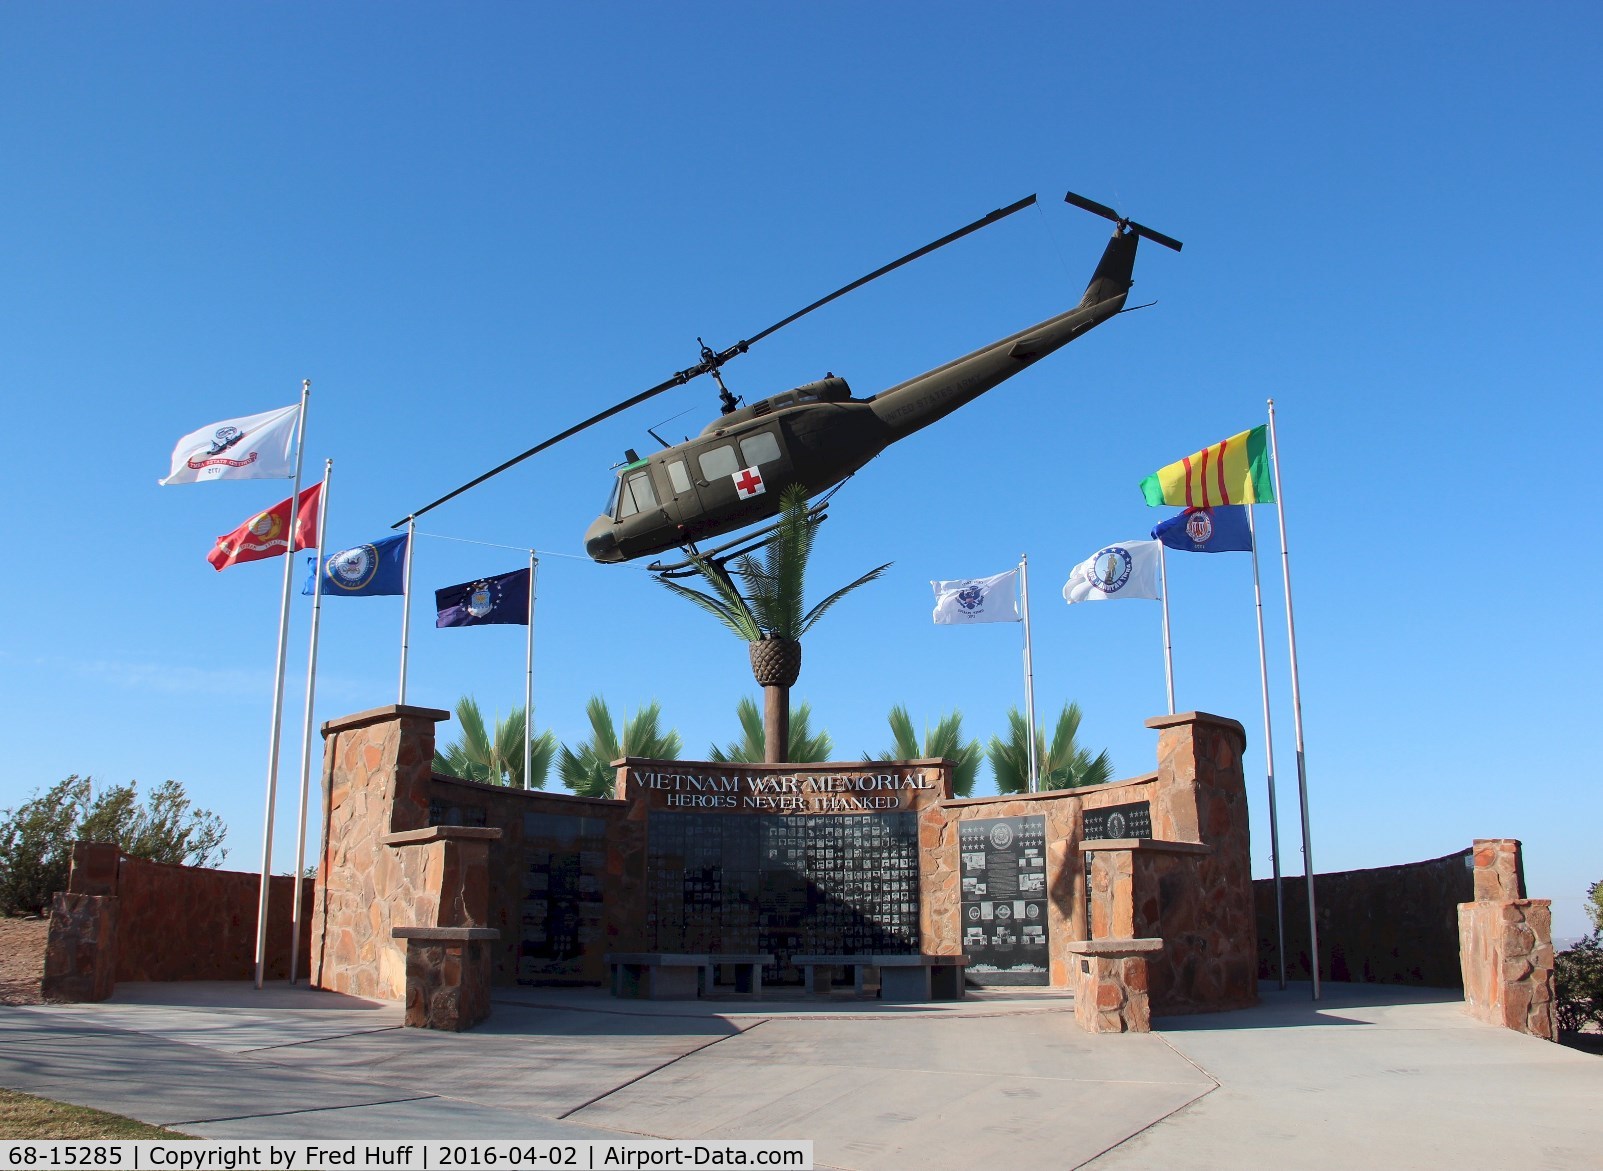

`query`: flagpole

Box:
[289,458,331,986]
[398,516,415,704]
[524,552,537,790]
[1267,398,1319,1000]
[1246,504,1287,990]
[1158,544,1175,714]
[1019,554,1038,794]
[254,378,310,990]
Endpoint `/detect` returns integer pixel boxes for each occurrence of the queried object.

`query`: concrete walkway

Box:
[2,982,1599,1169]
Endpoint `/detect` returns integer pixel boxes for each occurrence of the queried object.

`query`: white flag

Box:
[932,569,1020,624]
[161,403,300,485]
[1063,540,1162,604]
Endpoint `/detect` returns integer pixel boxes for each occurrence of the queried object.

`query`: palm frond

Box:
[657,573,762,642]
[799,561,892,635]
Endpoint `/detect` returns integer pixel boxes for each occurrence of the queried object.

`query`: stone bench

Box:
[605,952,774,1000]
[792,953,969,1002]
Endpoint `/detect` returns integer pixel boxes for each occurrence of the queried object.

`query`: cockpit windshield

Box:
[603,474,622,519]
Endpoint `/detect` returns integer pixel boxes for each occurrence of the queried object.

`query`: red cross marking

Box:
[734,468,764,496]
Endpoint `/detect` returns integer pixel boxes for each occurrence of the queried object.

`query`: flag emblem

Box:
[733,466,765,499]
[247,511,283,542]
[1184,512,1214,544]
[329,545,379,590]
[956,585,986,613]
[1092,546,1134,594]
[468,586,495,618]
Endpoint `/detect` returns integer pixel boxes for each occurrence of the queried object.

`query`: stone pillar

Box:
[1459,838,1555,1040]
[67,841,120,896]
[394,927,498,1031]
[1067,939,1162,1033]
[42,893,118,1002]
[312,704,503,1002]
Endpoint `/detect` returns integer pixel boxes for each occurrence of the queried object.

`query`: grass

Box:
[0,1087,193,1140]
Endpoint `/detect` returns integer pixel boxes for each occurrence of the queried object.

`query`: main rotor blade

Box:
[1063,190,1122,223]
[394,194,1039,527]
[392,371,694,526]
[740,194,1037,348]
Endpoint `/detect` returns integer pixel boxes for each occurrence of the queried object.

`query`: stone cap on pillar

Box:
[1144,711,1248,742]
[392,926,501,942]
[322,704,452,738]
[1066,938,1164,956]
[1079,838,1213,855]
[380,826,503,847]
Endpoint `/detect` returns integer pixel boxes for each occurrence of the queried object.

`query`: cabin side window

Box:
[666,459,692,495]
[698,444,739,481]
[739,431,780,467]
[616,470,657,519]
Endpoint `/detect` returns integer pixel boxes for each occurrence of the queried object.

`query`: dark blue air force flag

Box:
[435,568,531,627]
[1151,506,1253,554]
[303,533,410,596]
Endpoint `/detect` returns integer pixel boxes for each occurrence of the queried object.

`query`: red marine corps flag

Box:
[206,483,322,571]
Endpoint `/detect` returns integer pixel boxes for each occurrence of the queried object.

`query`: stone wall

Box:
[41,841,312,996]
[1256,849,1473,987]
[317,705,1258,1021]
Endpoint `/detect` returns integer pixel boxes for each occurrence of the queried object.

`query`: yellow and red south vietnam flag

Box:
[207,483,322,571]
[1140,425,1274,508]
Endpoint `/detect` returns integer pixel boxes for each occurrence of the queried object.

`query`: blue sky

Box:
[2,3,1598,940]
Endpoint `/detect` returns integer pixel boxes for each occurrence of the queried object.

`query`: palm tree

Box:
[871,705,983,797]
[657,484,889,763]
[433,696,558,789]
[559,695,683,799]
[709,696,833,763]
[987,702,1113,794]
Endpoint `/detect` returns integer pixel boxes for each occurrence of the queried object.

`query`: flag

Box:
[304,533,409,597]
[206,483,322,571]
[931,570,1020,624]
[1063,540,1162,603]
[162,403,300,485]
[1151,505,1253,553]
[1139,425,1274,508]
[435,568,531,627]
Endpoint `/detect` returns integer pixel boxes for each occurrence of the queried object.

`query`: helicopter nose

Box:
[584,516,623,563]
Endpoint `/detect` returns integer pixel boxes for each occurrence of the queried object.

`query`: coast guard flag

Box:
[435,568,531,627]
[1063,540,1162,604]
[304,533,409,597]
[161,403,300,485]
[932,570,1020,624]
[1151,506,1253,554]
[206,483,322,571]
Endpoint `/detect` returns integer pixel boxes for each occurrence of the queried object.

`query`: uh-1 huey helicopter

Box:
[397,191,1181,569]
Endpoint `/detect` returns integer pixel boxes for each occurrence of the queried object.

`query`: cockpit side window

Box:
[616,470,657,519]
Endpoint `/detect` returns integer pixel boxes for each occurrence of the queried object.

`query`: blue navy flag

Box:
[435,568,531,627]
[303,533,409,596]
[1151,506,1253,554]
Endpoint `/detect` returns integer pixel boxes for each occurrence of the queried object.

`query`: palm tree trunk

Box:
[763,684,790,763]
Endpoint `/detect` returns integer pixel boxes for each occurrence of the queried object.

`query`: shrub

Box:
[1555,933,1603,1034]
[0,777,226,916]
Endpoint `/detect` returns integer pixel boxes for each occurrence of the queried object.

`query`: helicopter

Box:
[398,191,1181,566]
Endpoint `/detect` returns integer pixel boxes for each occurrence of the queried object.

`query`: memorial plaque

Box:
[428,798,487,828]
[1081,800,1152,926]
[517,812,608,983]
[958,815,1049,986]
[647,810,920,982]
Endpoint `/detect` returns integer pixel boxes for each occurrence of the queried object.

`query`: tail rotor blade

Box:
[1127,220,1184,253]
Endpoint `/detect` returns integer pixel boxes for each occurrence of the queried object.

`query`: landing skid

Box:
[649,504,830,578]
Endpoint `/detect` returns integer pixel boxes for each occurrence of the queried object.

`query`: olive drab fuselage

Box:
[584,226,1141,564]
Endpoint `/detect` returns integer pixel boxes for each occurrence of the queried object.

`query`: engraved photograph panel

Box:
[517,811,609,984]
[959,814,1049,985]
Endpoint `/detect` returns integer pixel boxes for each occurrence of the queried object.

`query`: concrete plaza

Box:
[1,981,1598,1169]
